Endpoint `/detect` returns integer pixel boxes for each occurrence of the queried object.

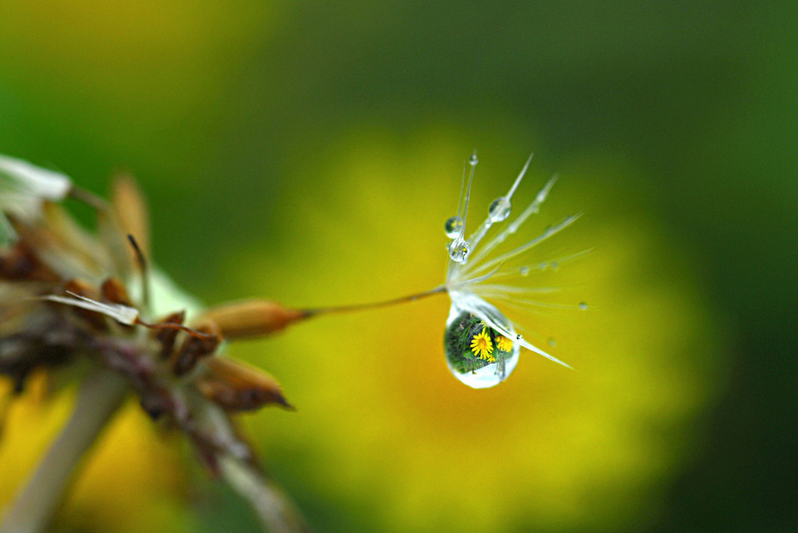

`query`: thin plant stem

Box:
[303,286,446,317]
[0,367,128,533]
[218,455,309,533]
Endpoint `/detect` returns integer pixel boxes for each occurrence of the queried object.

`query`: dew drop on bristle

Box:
[488,197,511,222]
[548,338,557,347]
[444,216,464,239]
[469,153,478,166]
[444,296,520,388]
[578,302,589,310]
[448,237,470,263]
[520,266,530,276]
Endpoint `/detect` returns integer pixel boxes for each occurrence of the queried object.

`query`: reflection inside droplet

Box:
[444,296,520,389]
[447,237,469,263]
[444,216,463,239]
[488,196,511,223]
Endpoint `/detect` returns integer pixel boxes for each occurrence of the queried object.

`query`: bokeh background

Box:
[1,2,796,532]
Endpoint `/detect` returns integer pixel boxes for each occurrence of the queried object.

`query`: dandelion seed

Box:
[443,153,582,388]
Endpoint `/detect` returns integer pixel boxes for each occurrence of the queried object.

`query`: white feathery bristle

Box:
[0,155,72,200]
[44,291,140,326]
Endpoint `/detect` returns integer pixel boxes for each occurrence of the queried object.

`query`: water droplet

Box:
[550,261,559,271]
[444,295,519,389]
[444,216,463,238]
[488,197,511,222]
[469,153,478,166]
[578,302,589,310]
[447,237,470,263]
[547,338,557,347]
[519,266,530,276]
[516,334,523,340]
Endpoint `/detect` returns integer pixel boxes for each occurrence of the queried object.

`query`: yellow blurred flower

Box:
[231,128,725,533]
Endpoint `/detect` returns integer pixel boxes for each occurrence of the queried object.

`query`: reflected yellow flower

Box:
[496,335,513,353]
[470,330,494,360]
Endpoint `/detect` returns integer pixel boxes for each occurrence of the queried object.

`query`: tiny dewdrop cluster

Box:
[443,152,583,388]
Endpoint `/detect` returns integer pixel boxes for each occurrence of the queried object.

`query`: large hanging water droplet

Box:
[488,197,511,223]
[448,237,470,263]
[444,295,520,388]
[469,153,478,166]
[444,216,463,239]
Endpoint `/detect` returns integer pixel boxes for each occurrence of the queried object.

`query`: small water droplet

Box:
[516,334,523,340]
[578,302,589,310]
[519,266,530,276]
[547,338,557,347]
[444,216,463,238]
[448,237,470,263]
[469,153,478,166]
[550,261,559,271]
[488,197,511,222]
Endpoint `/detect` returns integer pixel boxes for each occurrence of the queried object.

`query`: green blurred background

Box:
[1,2,796,532]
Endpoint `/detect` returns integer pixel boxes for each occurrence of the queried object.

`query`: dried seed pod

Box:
[101,277,132,306]
[198,300,307,340]
[153,310,186,360]
[199,357,292,411]
[0,242,60,282]
[172,320,222,377]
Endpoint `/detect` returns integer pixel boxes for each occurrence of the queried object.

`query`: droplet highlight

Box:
[488,197,511,223]
[444,216,464,239]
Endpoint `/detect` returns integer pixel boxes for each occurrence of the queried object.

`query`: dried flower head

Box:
[0,156,308,533]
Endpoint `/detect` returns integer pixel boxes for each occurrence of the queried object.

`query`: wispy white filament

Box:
[44,291,140,326]
[445,154,583,369]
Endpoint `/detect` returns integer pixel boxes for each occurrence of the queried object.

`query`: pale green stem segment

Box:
[0,368,128,533]
[218,455,309,533]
